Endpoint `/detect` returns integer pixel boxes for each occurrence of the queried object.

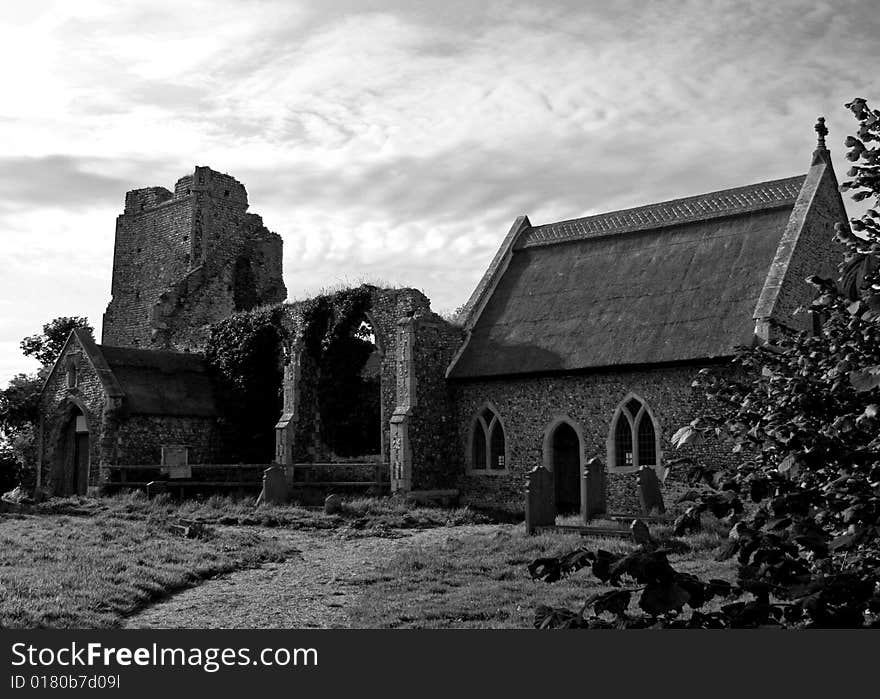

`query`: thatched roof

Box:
[448,175,807,379]
[97,345,219,417]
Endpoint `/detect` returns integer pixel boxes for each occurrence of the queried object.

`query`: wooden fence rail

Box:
[107,461,390,496]
[107,464,269,490]
[287,461,388,489]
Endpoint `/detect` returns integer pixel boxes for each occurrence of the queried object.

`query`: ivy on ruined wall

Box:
[299,285,373,357]
[206,304,285,463]
[298,285,379,458]
[205,285,380,463]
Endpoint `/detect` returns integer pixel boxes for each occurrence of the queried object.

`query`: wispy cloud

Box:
[0,156,155,212]
[0,0,878,382]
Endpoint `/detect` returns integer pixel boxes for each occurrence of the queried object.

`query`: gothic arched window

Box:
[469,405,507,472]
[65,357,78,389]
[608,395,660,471]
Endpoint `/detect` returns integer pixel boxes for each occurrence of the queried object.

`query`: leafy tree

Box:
[532,100,880,628]
[0,438,20,491]
[0,373,42,435]
[0,424,35,492]
[0,373,43,491]
[19,316,93,368]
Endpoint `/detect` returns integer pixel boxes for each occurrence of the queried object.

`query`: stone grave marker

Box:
[146,481,167,499]
[637,466,665,515]
[630,518,653,546]
[581,456,607,522]
[260,465,288,505]
[525,466,556,534]
[324,493,342,515]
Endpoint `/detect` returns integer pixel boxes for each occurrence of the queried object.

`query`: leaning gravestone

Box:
[637,466,665,515]
[525,466,556,534]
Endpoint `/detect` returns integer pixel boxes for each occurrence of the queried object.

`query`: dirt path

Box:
[124,525,498,629]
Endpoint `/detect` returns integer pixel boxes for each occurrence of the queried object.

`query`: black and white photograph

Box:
[1,0,879,681]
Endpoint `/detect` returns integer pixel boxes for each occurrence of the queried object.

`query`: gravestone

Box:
[324,493,342,515]
[525,466,556,534]
[146,481,167,499]
[581,456,607,523]
[637,466,665,515]
[260,465,288,505]
[630,518,653,546]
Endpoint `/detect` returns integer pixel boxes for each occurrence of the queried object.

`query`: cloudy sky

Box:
[0,0,878,383]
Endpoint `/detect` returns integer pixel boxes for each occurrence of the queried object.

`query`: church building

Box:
[445,120,846,512]
[35,122,849,514]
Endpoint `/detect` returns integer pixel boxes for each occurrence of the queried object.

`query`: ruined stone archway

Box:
[275,285,432,467]
[314,314,383,459]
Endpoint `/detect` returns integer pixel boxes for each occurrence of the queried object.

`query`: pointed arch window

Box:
[469,405,507,473]
[609,395,660,472]
[65,355,79,389]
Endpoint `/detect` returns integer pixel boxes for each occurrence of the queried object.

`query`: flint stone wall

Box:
[451,362,738,514]
[113,416,219,466]
[407,314,464,490]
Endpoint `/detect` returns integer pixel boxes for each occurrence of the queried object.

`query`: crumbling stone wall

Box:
[450,363,738,513]
[367,288,432,462]
[277,287,431,466]
[103,166,286,352]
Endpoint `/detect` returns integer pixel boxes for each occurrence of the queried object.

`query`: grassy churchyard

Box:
[348,519,734,628]
[0,493,734,629]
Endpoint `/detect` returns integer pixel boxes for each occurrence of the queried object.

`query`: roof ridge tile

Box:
[519,175,806,249]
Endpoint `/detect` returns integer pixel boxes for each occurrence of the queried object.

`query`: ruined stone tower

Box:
[102,166,286,351]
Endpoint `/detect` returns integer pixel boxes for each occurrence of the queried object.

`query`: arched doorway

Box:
[548,422,581,514]
[62,407,90,495]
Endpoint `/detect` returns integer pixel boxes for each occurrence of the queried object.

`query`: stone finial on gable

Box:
[815,116,828,149]
[813,116,832,165]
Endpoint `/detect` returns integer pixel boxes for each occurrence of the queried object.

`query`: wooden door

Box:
[73,432,89,495]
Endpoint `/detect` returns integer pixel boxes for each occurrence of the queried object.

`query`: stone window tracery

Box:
[609,394,660,472]
[469,405,507,473]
